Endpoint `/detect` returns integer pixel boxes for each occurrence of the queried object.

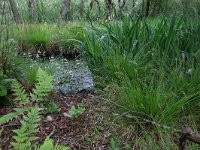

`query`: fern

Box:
[12,79,29,105]
[11,107,41,149]
[1,68,68,149]
[38,138,70,150]
[68,106,85,118]
[0,108,28,125]
[30,67,53,101]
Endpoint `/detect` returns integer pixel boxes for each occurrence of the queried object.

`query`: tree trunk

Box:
[79,0,84,19]
[90,0,100,12]
[118,0,126,19]
[9,0,22,24]
[141,0,145,18]
[105,0,112,20]
[60,0,72,21]
[131,0,135,15]
[132,0,135,7]
[145,0,151,17]
[28,0,35,22]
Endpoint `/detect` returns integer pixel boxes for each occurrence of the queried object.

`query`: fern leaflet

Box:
[38,138,70,150]
[0,108,28,125]
[12,79,29,105]
[31,67,53,101]
[11,107,41,149]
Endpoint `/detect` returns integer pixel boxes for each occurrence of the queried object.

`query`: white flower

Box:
[36,54,40,58]
[181,51,186,61]
[187,69,193,75]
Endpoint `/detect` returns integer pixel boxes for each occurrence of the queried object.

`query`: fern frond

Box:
[11,107,41,149]
[12,80,29,105]
[38,138,70,150]
[31,68,53,101]
[11,143,31,150]
[0,108,28,125]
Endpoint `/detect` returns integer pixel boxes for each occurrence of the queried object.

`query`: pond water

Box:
[48,58,94,95]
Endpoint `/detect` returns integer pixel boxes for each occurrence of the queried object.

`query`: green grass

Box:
[82,15,200,126]
[11,23,84,57]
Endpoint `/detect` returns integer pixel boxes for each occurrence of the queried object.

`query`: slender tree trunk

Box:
[141,0,145,18]
[90,0,94,10]
[105,0,112,20]
[90,0,100,12]
[145,0,151,17]
[28,0,35,22]
[132,0,135,7]
[60,0,72,21]
[9,0,22,24]
[118,0,126,19]
[131,0,135,15]
[79,0,84,19]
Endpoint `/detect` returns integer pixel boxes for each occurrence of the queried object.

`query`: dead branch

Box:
[179,127,200,150]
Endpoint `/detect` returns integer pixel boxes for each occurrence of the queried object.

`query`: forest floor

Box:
[0,92,136,150]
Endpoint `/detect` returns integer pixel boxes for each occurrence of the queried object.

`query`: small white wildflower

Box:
[36,54,40,58]
[187,69,193,75]
[68,70,73,74]
[43,51,46,57]
[27,52,31,56]
[181,51,186,61]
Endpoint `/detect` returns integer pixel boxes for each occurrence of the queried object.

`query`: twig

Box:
[0,123,20,128]
[92,95,181,132]
[179,127,200,150]
[91,95,153,120]
[111,111,130,125]
[48,125,56,138]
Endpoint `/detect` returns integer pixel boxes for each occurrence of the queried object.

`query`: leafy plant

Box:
[0,108,28,125]
[9,107,69,150]
[37,138,69,150]
[0,68,53,125]
[68,105,85,118]
[109,138,120,150]
[44,102,61,115]
[0,72,9,97]
[12,79,29,105]
[0,68,69,149]
[30,67,53,102]
[11,107,41,149]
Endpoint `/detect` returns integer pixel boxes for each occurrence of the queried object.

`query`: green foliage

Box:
[30,67,53,102]
[44,102,61,115]
[9,107,70,150]
[0,72,8,97]
[12,79,29,105]
[109,138,120,150]
[11,107,41,149]
[11,67,53,103]
[0,108,28,125]
[0,68,67,149]
[83,16,200,125]
[38,138,70,150]
[13,24,83,57]
[0,80,7,97]
[68,105,85,118]
[0,68,52,127]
